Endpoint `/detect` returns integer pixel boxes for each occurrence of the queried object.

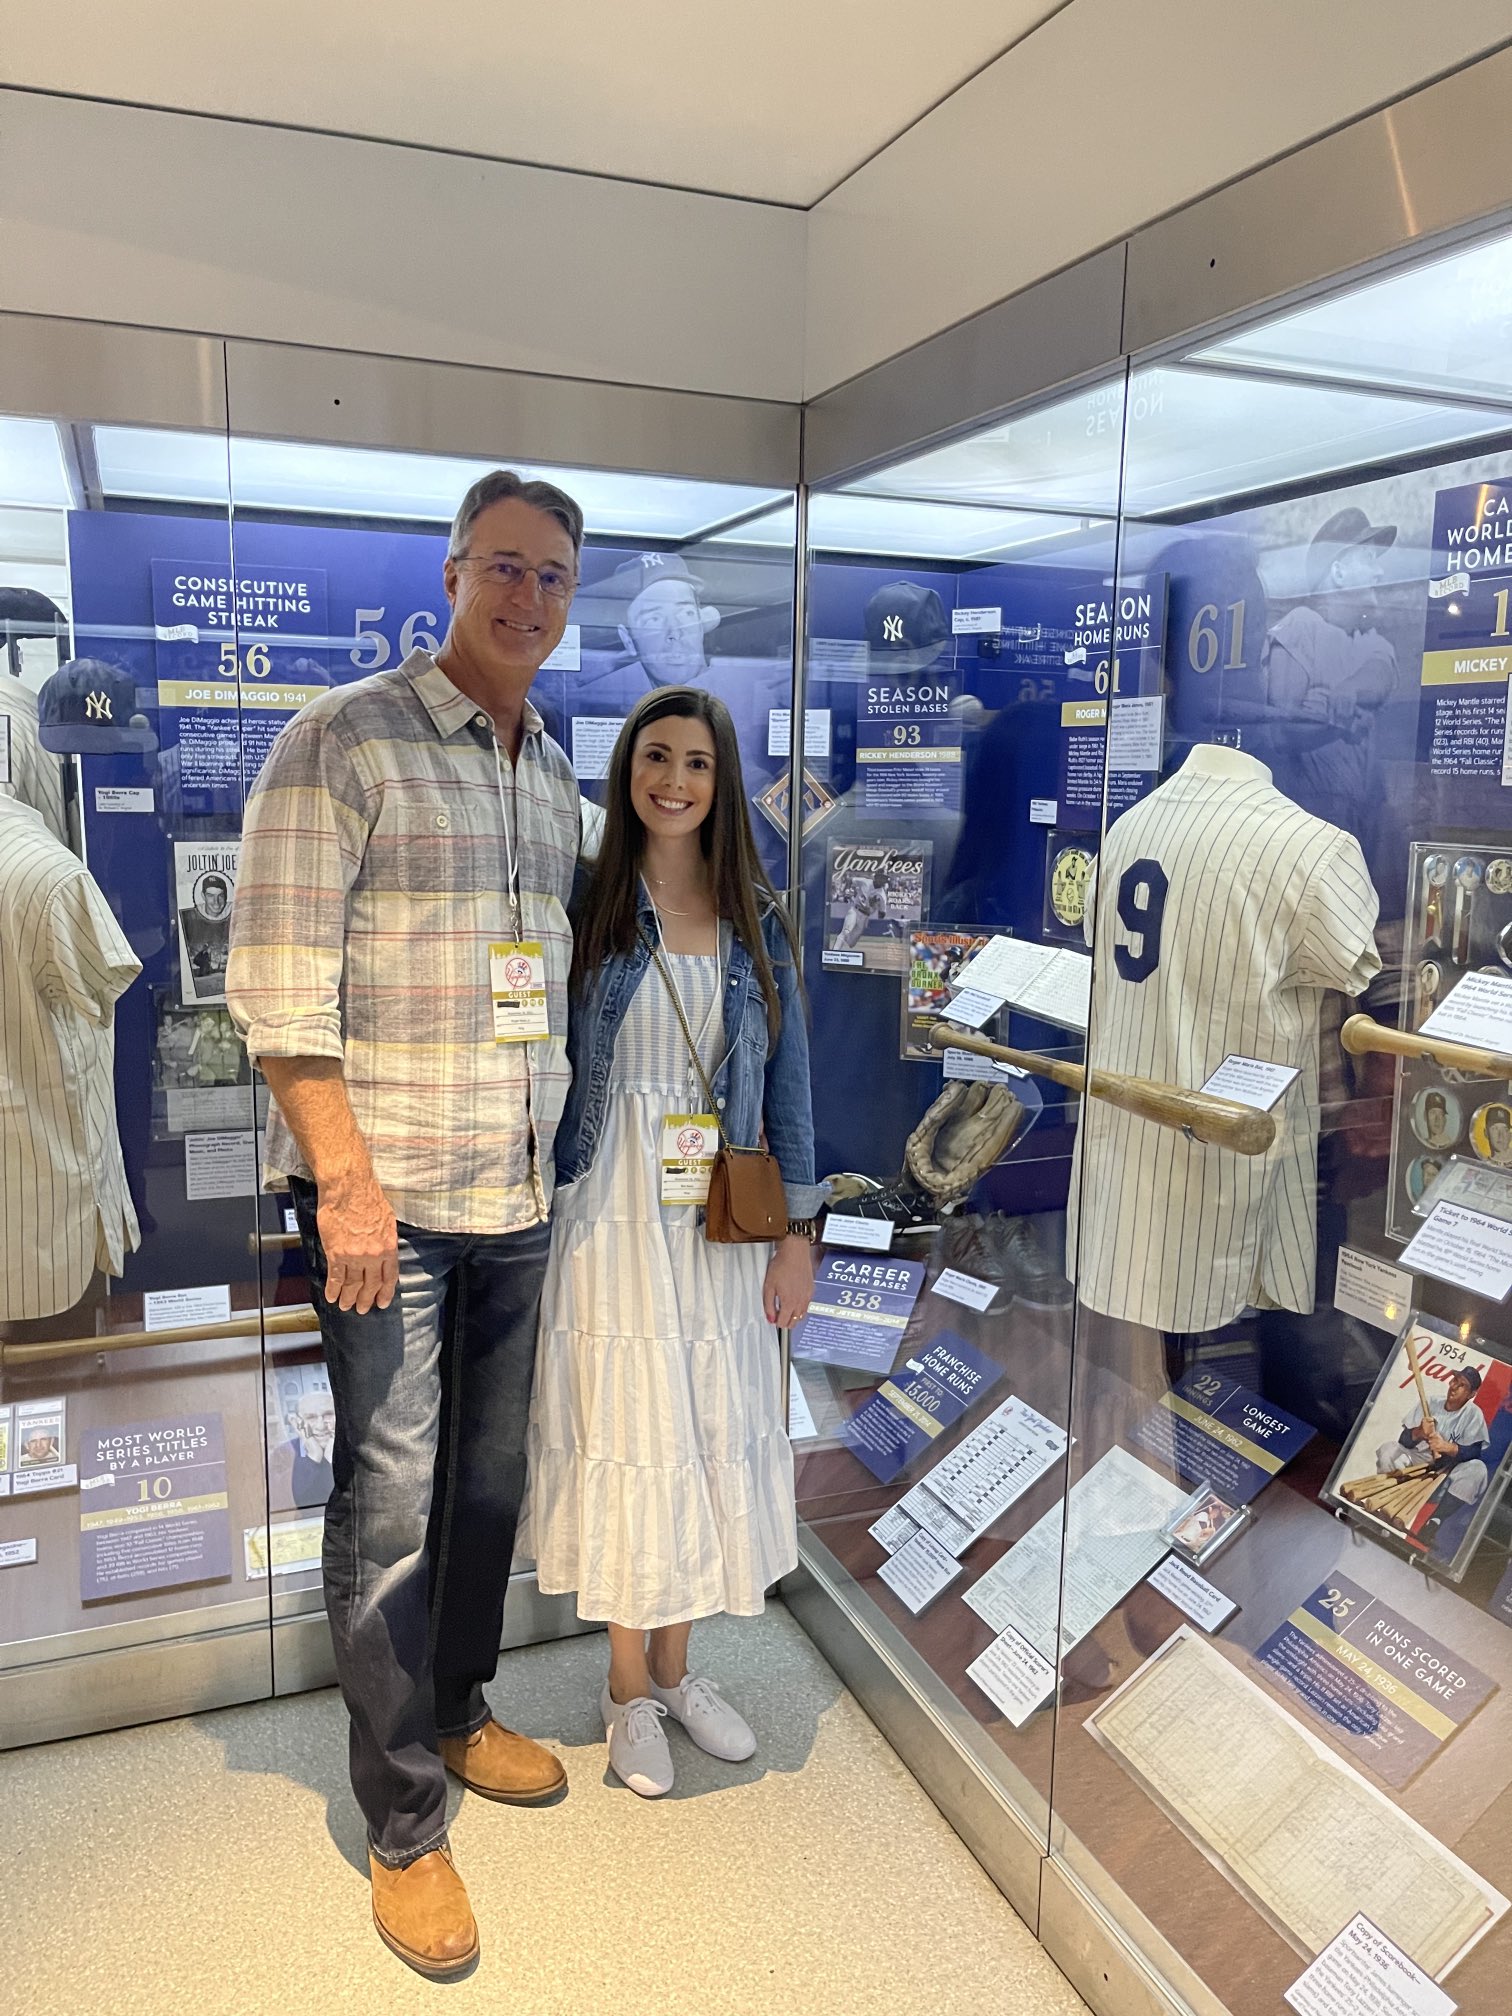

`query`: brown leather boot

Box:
[439,1718,567,1804]
[369,1848,479,1977]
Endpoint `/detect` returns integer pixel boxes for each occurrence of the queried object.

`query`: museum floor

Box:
[1,1602,1088,2016]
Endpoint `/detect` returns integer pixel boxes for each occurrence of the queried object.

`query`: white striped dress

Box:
[525,950,797,1629]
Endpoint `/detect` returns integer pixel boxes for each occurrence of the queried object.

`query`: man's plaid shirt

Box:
[227,651,580,1233]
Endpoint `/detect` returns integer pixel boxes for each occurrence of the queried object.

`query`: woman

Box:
[527,686,821,1798]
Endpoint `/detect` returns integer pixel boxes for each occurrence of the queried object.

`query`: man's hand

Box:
[317,1170,399,1314]
[258,1056,397,1316]
[762,1234,815,1328]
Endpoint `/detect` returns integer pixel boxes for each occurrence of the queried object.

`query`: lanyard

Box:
[645,883,723,1098]
[491,733,524,943]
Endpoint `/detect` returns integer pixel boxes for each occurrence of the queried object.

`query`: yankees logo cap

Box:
[38,658,158,754]
[601,551,707,615]
[863,580,949,673]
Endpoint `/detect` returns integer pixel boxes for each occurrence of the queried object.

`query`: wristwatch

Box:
[786,1218,820,1242]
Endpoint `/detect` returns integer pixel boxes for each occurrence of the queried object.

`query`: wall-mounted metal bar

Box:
[1,1305,317,1369]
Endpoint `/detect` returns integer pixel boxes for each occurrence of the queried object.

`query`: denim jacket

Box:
[556,882,822,1219]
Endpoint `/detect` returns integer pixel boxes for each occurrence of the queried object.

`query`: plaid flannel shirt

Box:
[227,651,579,1233]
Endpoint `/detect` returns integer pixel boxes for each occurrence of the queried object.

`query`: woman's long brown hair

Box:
[570,685,800,1044]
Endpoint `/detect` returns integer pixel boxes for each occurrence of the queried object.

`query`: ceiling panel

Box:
[0,1,1060,206]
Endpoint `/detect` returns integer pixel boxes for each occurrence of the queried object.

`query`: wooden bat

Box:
[1403,1324,1435,1436]
[926,1023,1277,1155]
[1341,1012,1512,1079]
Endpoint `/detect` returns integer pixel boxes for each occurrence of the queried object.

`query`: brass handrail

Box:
[1,1305,318,1368]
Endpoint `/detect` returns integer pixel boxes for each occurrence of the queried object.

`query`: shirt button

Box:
[475,714,488,729]
[716,1097,726,1110]
[435,814,450,830]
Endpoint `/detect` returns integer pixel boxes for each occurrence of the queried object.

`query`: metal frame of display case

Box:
[7,34,1512,2016]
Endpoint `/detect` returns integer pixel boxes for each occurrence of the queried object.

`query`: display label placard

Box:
[78,1412,231,1601]
[839,1331,1004,1484]
[1256,1574,1496,1788]
[1418,481,1512,784]
[856,677,963,816]
[1130,1367,1315,1504]
[791,1254,925,1373]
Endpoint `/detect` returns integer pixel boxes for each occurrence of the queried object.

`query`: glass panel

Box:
[1194,220,1512,406]
[792,375,1131,1850]
[219,359,799,1659]
[1055,233,1512,2012]
[0,394,275,1716]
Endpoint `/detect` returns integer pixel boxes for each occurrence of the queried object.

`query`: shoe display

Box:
[649,1671,757,1762]
[439,1717,567,1803]
[600,1685,675,1798]
[369,1847,479,1978]
[983,1215,1073,1309]
[847,1177,945,1235]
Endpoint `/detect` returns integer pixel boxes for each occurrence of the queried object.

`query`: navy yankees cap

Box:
[864,581,950,674]
[38,659,157,754]
[602,552,707,617]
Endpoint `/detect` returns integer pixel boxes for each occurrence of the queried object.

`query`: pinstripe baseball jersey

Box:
[1067,746,1380,1331]
[0,680,67,844]
[0,798,141,1320]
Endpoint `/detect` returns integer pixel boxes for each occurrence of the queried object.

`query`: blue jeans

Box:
[290,1179,551,1867]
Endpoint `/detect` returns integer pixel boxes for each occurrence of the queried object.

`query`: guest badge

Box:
[660,1114,720,1204]
[489,941,549,1042]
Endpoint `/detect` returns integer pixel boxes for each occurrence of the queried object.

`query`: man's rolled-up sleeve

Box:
[227,714,369,1063]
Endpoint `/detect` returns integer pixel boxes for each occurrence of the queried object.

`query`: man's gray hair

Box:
[448,469,585,561]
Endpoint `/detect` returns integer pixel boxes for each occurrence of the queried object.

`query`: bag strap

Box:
[638,926,722,1118]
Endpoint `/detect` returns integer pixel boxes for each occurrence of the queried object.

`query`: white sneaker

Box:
[649,1672,757,1762]
[600,1686,674,1798]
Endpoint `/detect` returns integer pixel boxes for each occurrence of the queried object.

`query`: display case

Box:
[789,217,1512,2013]
[0,336,798,1743]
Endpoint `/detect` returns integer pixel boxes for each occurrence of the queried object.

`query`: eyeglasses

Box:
[455,556,577,603]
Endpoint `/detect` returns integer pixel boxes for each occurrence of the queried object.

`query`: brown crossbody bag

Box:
[639,928,789,1244]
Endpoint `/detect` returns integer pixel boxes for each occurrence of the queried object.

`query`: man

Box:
[228,470,584,1978]
[1375,1367,1491,1546]
[1261,506,1398,834]
[1486,1105,1512,1167]
[19,1426,61,1467]
[267,1384,337,1511]
[1420,1090,1456,1150]
[179,872,232,996]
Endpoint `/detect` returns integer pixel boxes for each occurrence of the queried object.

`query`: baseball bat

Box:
[1341,1013,1512,1079]
[1403,1324,1435,1429]
[927,1023,1277,1155]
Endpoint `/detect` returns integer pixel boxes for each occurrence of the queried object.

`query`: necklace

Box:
[647,870,708,918]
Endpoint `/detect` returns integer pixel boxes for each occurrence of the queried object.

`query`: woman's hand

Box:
[762,1233,815,1327]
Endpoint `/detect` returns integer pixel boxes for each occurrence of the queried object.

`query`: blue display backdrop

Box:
[67,509,792,1292]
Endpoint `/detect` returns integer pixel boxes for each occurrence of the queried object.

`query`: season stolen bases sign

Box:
[857,677,963,817]
[78,1413,232,1601]
[1419,481,1512,781]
